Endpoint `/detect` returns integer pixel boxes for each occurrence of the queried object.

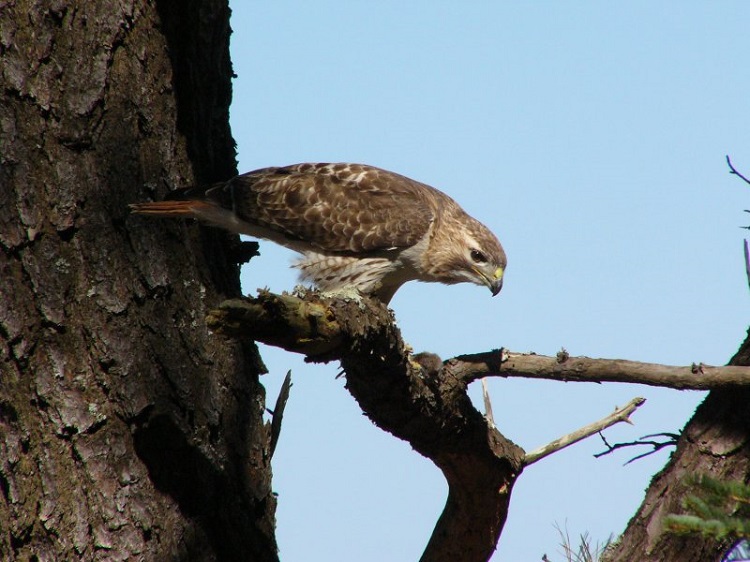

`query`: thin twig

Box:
[727,156,750,290]
[594,431,679,465]
[523,397,646,466]
[727,155,750,186]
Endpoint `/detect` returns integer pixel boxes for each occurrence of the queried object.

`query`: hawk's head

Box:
[429,216,506,297]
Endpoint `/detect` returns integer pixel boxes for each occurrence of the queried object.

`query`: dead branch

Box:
[594,431,679,465]
[446,349,750,390]
[208,291,525,562]
[524,397,646,466]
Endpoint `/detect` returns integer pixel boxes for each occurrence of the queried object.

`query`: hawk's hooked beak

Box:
[475,266,504,296]
[489,267,504,297]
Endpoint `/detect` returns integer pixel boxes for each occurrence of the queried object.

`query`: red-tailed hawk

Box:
[130,163,506,303]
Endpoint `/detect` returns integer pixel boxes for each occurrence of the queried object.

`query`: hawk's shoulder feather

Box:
[225,163,439,253]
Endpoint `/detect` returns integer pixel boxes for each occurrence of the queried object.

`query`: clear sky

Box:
[228,3,750,560]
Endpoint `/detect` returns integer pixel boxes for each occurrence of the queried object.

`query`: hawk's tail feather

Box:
[129,200,213,217]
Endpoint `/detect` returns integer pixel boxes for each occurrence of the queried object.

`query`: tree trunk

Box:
[0,1,277,560]
[606,330,750,562]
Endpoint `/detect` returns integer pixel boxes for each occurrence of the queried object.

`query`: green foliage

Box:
[664,474,750,541]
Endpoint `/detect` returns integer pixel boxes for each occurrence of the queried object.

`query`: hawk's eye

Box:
[470,249,487,264]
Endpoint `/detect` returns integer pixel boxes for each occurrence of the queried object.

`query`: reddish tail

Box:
[129,199,213,218]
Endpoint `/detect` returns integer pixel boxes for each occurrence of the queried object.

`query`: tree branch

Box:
[208,291,526,562]
[206,292,749,560]
[206,290,344,355]
[524,397,646,466]
[445,349,750,390]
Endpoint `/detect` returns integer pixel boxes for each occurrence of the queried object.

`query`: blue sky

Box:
[228,3,750,560]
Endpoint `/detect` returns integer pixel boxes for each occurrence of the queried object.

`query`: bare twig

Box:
[445,350,750,390]
[727,155,750,186]
[594,431,679,465]
[727,156,750,291]
[553,521,611,562]
[269,370,293,459]
[524,397,645,466]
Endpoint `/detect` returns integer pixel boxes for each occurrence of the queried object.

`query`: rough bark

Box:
[0,1,277,561]
[208,292,526,562]
[605,331,750,562]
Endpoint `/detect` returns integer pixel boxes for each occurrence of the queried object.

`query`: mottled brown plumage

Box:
[130,163,506,303]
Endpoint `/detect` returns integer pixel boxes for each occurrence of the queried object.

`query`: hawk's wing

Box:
[173,163,438,253]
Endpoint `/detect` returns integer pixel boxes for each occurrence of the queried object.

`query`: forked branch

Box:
[209,291,525,562]
[594,431,680,465]
[206,291,749,562]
